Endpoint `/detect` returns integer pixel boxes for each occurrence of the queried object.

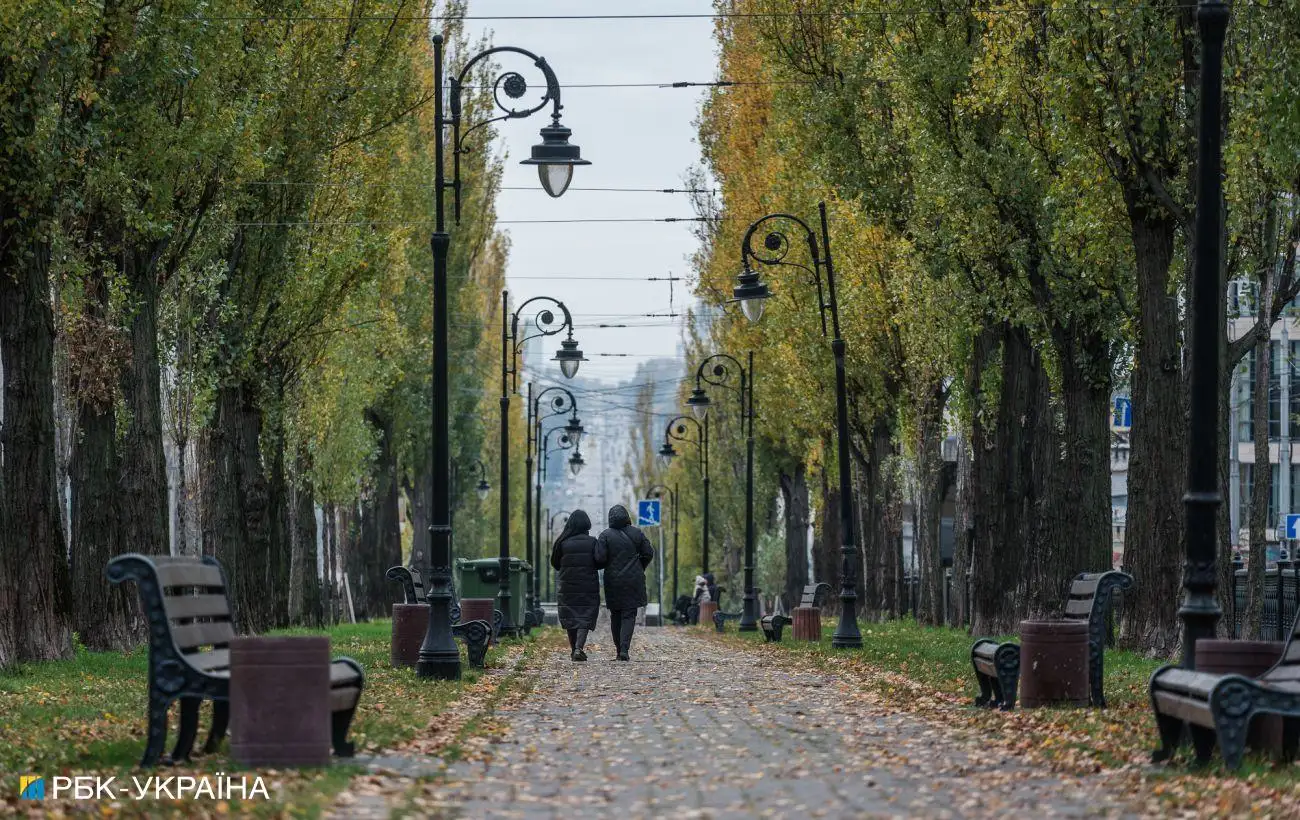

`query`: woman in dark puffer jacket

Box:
[550,509,600,661]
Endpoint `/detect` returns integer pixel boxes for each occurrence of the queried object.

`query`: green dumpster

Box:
[457,557,532,631]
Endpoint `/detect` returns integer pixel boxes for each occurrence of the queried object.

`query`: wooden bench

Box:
[1150,608,1300,769]
[386,565,425,604]
[712,588,744,632]
[970,570,1133,711]
[790,582,832,641]
[106,553,364,768]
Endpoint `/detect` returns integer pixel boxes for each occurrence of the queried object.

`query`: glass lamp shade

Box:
[732,267,771,324]
[539,163,574,198]
[686,387,711,421]
[568,453,585,476]
[520,119,591,199]
[657,442,676,468]
[564,418,585,449]
[553,337,586,379]
[740,297,765,323]
[476,480,491,501]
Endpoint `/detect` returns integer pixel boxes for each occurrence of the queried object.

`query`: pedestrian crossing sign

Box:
[637,499,661,527]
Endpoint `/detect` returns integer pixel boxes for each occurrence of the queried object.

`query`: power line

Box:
[188,6,1214,23]
[228,217,712,227]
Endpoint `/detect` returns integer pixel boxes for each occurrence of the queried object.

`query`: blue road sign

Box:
[1286,514,1300,540]
[1112,397,1132,431]
[637,499,661,527]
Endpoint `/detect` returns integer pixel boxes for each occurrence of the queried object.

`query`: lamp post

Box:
[731,202,862,649]
[418,34,589,679]
[547,509,571,600]
[659,415,709,575]
[647,484,679,608]
[1181,0,1228,667]
[688,353,758,632]
[449,458,491,579]
[530,385,584,624]
[499,293,584,638]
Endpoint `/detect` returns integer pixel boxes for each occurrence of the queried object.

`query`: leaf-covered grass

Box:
[0,620,535,817]
[702,619,1299,812]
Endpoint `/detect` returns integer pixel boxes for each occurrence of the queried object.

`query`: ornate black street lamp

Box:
[647,484,679,607]
[732,203,861,649]
[659,415,710,574]
[1181,0,1227,666]
[546,509,571,602]
[536,421,582,622]
[689,353,758,632]
[527,385,584,624]
[419,34,589,679]
[499,293,584,638]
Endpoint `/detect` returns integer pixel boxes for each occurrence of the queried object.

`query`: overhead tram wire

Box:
[228,217,714,227]
[190,6,1219,23]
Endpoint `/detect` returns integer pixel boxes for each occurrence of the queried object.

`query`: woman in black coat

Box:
[550,509,599,661]
[594,504,655,661]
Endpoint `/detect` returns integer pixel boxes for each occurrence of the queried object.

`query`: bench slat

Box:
[1063,598,1094,618]
[1264,664,1300,682]
[330,686,361,711]
[154,562,225,589]
[163,594,231,620]
[171,621,236,649]
[1155,668,1220,698]
[1153,691,1217,728]
[182,649,230,672]
[1069,578,1100,597]
[330,663,362,686]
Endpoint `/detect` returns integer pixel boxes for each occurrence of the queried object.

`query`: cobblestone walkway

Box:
[423,628,1142,819]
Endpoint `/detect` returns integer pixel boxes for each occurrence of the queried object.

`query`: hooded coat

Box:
[550,510,600,630]
[594,505,655,611]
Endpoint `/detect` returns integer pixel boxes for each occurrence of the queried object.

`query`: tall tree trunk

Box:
[915,385,947,625]
[0,233,73,665]
[953,430,975,628]
[855,446,878,617]
[814,471,842,615]
[69,265,141,651]
[778,462,811,612]
[1120,208,1185,655]
[870,417,901,619]
[1245,333,1271,639]
[355,407,402,619]
[289,456,321,628]
[323,502,337,624]
[265,395,291,628]
[118,268,169,557]
[971,321,1046,635]
[201,381,274,633]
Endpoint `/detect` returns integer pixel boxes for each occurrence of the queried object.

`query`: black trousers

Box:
[566,628,588,650]
[609,608,637,652]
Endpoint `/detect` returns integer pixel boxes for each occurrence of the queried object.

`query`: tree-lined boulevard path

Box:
[409,630,1140,819]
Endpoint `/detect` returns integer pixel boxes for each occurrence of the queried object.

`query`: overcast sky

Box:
[460,1,719,386]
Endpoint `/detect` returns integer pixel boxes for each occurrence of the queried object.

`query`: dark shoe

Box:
[617,652,630,662]
[573,649,587,662]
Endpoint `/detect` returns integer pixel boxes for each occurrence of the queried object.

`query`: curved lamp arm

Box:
[735,203,842,339]
[505,293,580,394]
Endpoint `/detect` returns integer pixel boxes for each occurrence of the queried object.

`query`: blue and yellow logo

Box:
[19,776,44,800]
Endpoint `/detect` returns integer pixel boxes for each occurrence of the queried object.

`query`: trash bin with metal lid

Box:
[456,557,532,633]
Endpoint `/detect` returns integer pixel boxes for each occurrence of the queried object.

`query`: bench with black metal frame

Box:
[766,583,830,642]
[970,570,1133,711]
[1149,608,1300,770]
[106,553,364,768]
